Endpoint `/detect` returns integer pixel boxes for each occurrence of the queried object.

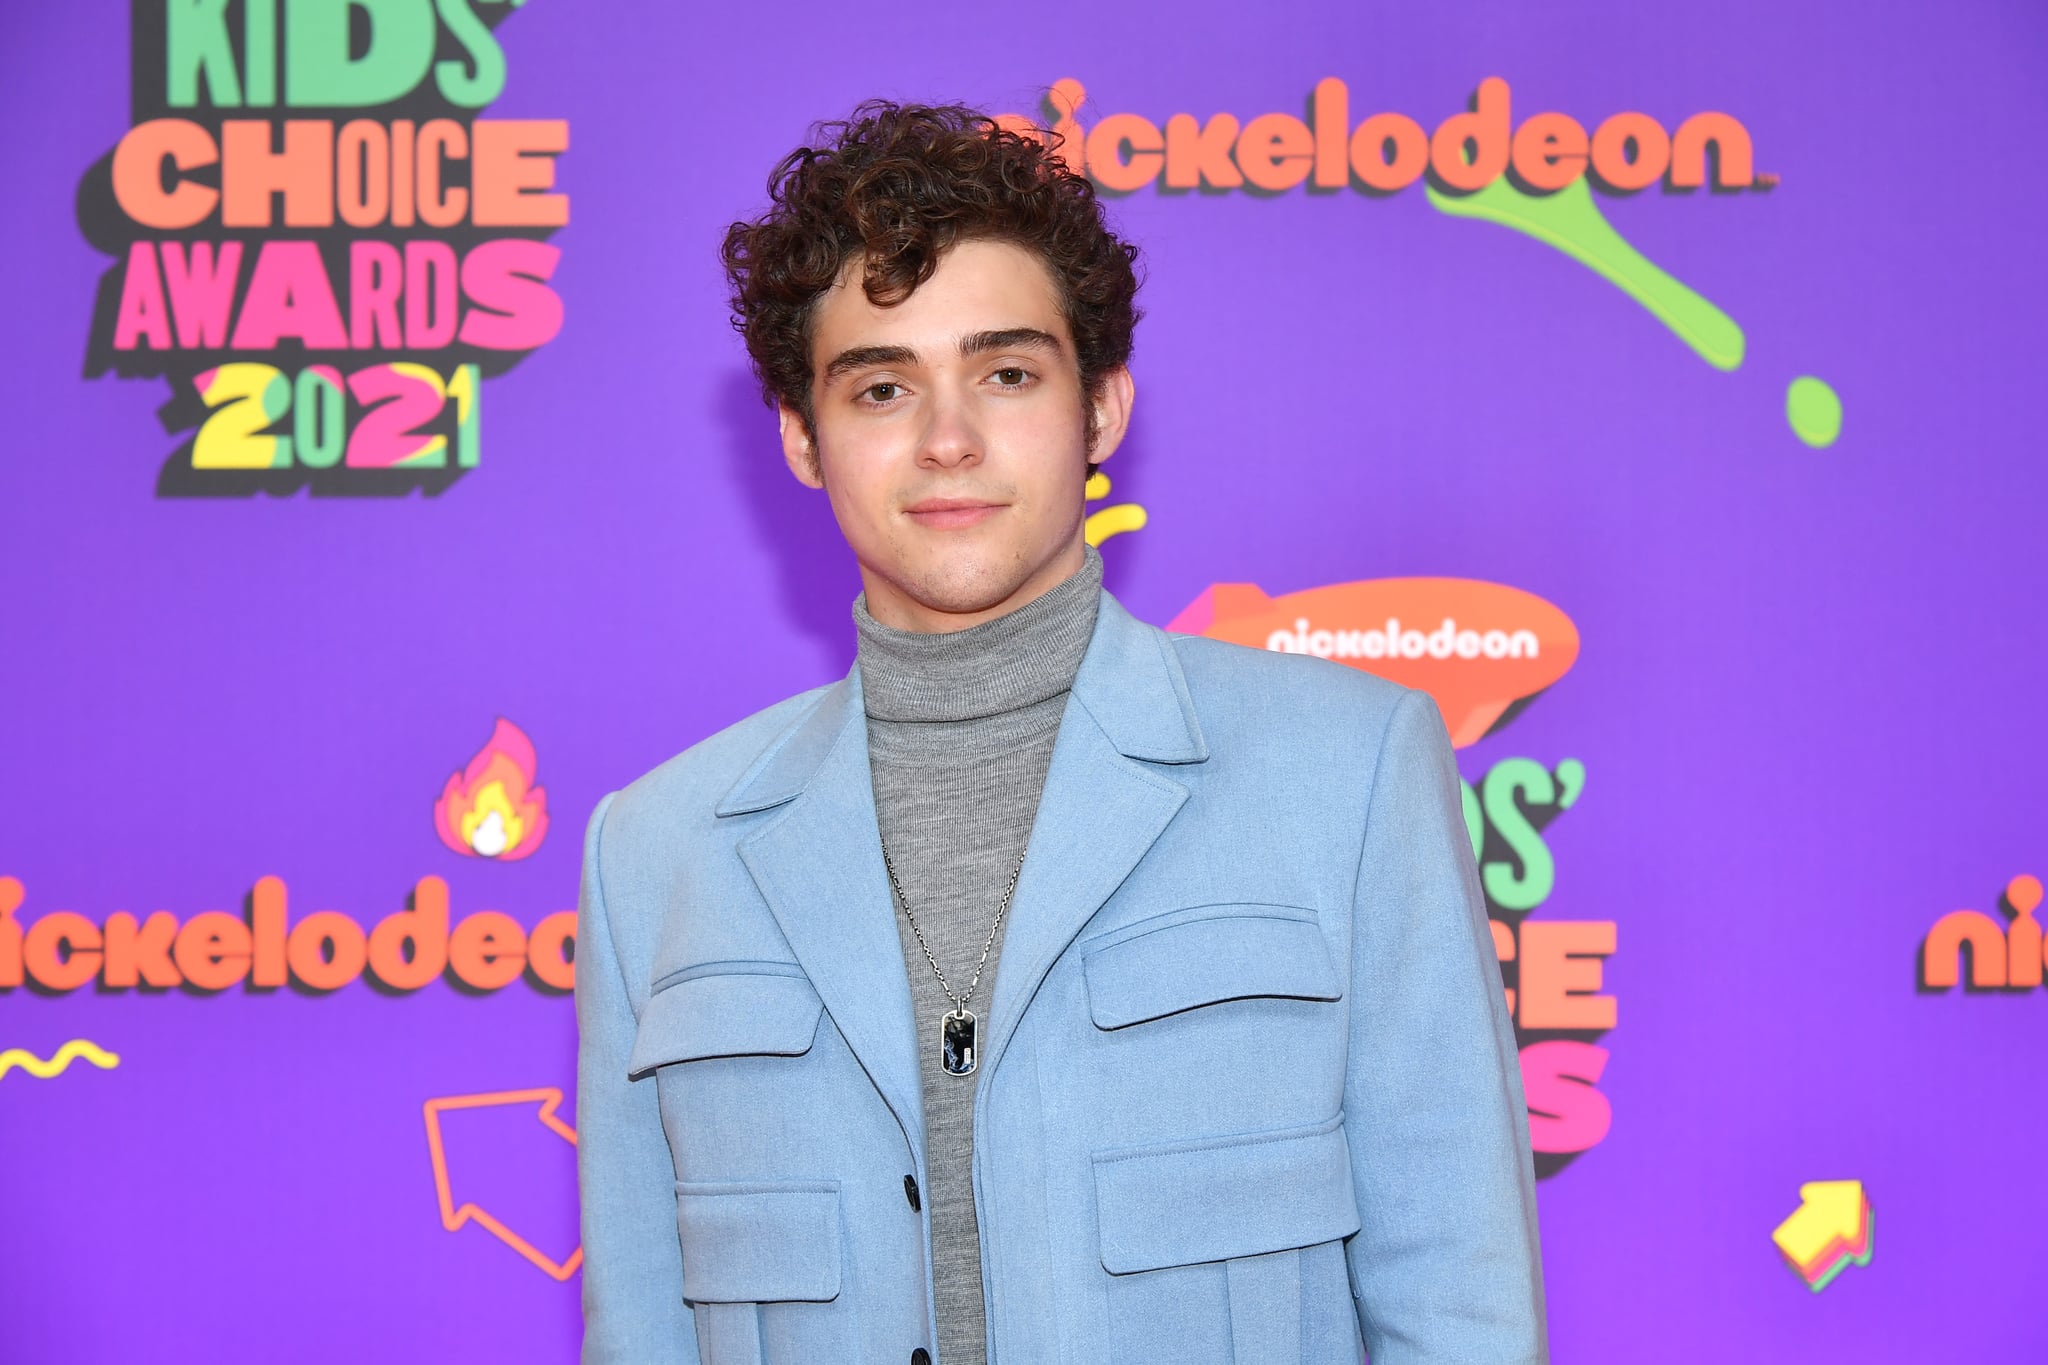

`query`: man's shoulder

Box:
[1163,629,1416,743]
[602,680,838,837]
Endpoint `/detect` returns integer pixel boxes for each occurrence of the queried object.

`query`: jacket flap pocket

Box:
[1093,1114,1360,1274]
[628,965,825,1077]
[676,1180,842,1303]
[1083,905,1342,1030]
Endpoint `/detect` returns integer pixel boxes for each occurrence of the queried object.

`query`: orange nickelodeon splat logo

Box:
[424,1088,582,1281]
[1167,577,1579,747]
[1920,874,2044,990]
[436,718,549,860]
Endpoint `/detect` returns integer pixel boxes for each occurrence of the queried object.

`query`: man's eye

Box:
[861,382,900,404]
[993,367,1029,387]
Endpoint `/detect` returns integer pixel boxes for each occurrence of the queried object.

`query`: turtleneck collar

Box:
[853,542,1103,725]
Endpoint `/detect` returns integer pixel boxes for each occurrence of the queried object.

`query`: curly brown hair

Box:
[721,99,1141,451]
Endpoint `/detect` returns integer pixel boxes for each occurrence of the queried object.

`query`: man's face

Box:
[781,237,1133,633]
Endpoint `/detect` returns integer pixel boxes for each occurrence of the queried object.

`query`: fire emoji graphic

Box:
[435,719,549,861]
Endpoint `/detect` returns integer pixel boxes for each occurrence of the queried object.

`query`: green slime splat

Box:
[1785,376,1842,448]
[1427,177,1746,372]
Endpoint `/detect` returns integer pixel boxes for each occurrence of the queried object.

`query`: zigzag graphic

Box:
[0,1039,121,1082]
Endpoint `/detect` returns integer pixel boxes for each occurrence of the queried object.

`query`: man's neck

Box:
[852,542,1104,726]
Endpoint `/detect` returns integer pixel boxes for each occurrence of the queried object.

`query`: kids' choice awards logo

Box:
[1173,577,1614,1173]
[81,0,567,494]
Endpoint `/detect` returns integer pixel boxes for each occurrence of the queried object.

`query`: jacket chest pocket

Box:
[1080,904,1347,1121]
[1081,903,1344,1029]
[629,963,829,1181]
[1094,1115,1362,1364]
[627,962,825,1075]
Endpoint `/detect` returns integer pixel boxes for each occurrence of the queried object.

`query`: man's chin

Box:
[902,572,1032,620]
[888,548,1049,621]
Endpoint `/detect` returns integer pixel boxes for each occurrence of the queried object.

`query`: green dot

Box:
[1786,376,1842,448]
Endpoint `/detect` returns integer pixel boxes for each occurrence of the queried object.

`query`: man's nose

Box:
[917,385,983,470]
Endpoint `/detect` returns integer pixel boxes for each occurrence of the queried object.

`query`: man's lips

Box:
[903,498,1005,529]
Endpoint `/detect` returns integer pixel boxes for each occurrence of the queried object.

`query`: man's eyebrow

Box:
[957,327,1064,360]
[820,344,920,386]
[820,329,1066,387]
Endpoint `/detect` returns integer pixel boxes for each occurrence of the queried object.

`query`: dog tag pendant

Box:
[941,1009,978,1077]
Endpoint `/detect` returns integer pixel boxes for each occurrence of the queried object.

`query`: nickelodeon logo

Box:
[1169,577,1579,747]
[1019,77,1759,196]
[1264,617,1540,663]
[0,876,572,995]
[1920,873,2044,990]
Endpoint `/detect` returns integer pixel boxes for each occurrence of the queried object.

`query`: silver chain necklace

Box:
[878,835,1027,1078]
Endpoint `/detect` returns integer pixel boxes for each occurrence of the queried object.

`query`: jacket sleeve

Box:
[1341,690,1548,1363]
[576,793,700,1364]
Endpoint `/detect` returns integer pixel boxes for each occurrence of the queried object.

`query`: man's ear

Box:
[778,403,824,488]
[1084,365,1136,468]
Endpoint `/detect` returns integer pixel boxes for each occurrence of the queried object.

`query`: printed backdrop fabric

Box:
[2,1,2043,1360]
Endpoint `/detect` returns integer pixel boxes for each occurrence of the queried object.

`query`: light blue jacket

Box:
[576,590,1546,1364]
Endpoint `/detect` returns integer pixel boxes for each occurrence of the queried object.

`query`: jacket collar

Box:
[714,587,1207,817]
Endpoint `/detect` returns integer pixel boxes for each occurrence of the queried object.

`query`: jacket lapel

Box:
[719,674,927,1164]
[978,592,1209,1082]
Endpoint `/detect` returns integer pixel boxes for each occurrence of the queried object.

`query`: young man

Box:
[576,102,1546,1364]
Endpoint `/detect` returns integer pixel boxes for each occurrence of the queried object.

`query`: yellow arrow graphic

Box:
[1771,1180,1872,1291]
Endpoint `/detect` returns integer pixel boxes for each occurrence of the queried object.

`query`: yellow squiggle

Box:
[1085,503,1147,545]
[0,1040,122,1081]
[1083,472,1149,547]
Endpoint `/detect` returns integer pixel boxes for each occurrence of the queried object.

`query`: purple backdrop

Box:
[4,1,2044,1360]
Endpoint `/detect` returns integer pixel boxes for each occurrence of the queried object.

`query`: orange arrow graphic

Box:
[423,1087,583,1281]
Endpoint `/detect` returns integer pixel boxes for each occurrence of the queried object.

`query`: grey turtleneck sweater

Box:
[853,543,1104,1365]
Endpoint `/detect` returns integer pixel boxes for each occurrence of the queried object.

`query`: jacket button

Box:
[911,1352,931,1365]
[903,1174,921,1211]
